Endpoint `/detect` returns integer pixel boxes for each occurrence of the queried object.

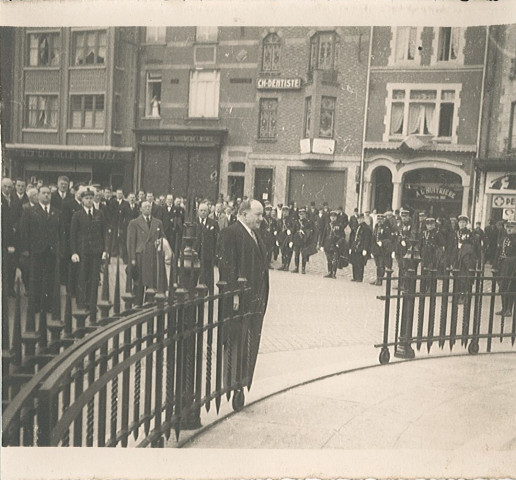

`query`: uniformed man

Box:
[370,214,394,286]
[316,202,330,246]
[321,210,345,279]
[349,213,372,282]
[292,208,315,274]
[260,204,276,268]
[420,217,445,293]
[455,215,480,304]
[277,205,296,271]
[416,211,427,238]
[497,220,516,316]
[395,209,413,288]
[70,187,108,311]
[270,207,280,261]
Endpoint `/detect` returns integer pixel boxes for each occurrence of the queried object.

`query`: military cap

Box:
[281,205,290,210]
[377,214,385,219]
[458,215,469,222]
[418,212,426,217]
[264,204,272,210]
[330,209,339,216]
[79,186,96,198]
[385,210,393,216]
[425,217,436,224]
[506,220,516,228]
[298,207,307,213]
[400,209,410,215]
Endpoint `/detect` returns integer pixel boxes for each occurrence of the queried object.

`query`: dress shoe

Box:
[277,266,286,271]
[301,268,306,274]
[324,273,333,278]
[331,273,337,279]
[291,268,299,273]
[350,279,356,282]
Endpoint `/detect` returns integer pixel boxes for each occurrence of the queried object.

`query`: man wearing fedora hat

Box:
[320,209,345,279]
[497,220,516,316]
[277,205,296,271]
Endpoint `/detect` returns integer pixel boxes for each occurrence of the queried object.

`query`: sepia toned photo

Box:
[1,1,516,478]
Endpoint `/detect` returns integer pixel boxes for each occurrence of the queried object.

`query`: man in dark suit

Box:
[218,199,269,390]
[161,194,176,252]
[127,201,167,305]
[194,202,219,293]
[10,178,30,223]
[20,186,61,315]
[2,177,17,297]
[60,186,83,290]
[50,175,71,211]
[146,192,163,220]
[349,213,372,282]
[122,192,140,226]
[70,187,108,311]
[218,205,237,231]
[106,189,129,262]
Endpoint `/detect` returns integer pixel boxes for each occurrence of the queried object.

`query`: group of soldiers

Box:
[2,173,515,318]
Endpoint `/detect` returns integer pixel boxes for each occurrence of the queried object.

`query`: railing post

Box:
[379,269,392,364]
[97,257,112,320]
[395,264,419,359]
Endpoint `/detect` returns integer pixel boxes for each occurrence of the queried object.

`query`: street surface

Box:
[185,353,516,449]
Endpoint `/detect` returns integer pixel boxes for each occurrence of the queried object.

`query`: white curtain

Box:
[395,28,408,62]
[424,104,436,135]
[408,104,423,134]
[450,28,460,60]
[390,103,404,134]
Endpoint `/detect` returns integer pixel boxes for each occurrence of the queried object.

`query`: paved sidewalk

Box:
[185,352,516,450]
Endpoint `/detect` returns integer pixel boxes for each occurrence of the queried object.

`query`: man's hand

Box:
[401,240,406,247]
[320,247,324,252]
[131,260,136,266]
[349,249,352,255]
[288,242,293,248]
[377,241,382,247]
[102,251,108,260]
[71,254,80,263]
[391,251,396,259]
[233,294,239,311]
[362,250,367,256]
[7,246,15,254]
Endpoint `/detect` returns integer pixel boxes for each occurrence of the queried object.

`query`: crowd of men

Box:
[2,175,515,318]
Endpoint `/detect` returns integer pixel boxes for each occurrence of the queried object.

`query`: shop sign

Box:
[491,194,516,209]
[256,77,302,90]
[140,134,220,145]
[486,172,516,194]
[405,183,458,200]
[11,149,119,161]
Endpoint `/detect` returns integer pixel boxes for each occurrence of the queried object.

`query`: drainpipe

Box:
[471,25,490,223]
[358,26,374,212]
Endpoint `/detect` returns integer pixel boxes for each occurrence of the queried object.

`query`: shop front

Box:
[135,129,226,200]
[5,145,134,190]
[475,159,516,224]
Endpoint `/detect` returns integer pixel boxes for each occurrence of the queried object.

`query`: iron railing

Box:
[3,276,253,446]
[375,267,516,364]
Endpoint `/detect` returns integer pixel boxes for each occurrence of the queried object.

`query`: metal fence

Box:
[375,266,516,364]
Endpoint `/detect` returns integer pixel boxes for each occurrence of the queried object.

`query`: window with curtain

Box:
[146,27,166,43]
[145,72,162,117]
[70,95,105,129]
[73,30,107,65]
[319,96,336,138]
[25,95,58,128]
[387,87,457,140]
[28,33,60,67]
[258,98,278,139]
[394,27,417,62]
[188,70,220,118]
[304,97,312,138]
[309,32,338,72]
[438,27,461,62]
[262,33,281,71]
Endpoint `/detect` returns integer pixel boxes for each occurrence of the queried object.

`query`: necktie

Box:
[147,216,151,228]
[250,229,258,245]
[88,209,93,220]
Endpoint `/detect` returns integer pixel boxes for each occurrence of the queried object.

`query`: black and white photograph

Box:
[1,0,516,479]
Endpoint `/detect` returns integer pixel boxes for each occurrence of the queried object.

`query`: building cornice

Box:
[364,141,477,153]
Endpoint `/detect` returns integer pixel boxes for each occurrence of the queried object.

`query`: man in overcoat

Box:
[277,205,297,271]
[70,187,109,311]
[419,217,445,293]
[349,213,372,282]
[193,203,219,293]
[218,199,269,389]
[455,215,480,304]
[292,208,315,274]
[20,186,61,315]
[497,220,516,316]
[320,210,345,279]
[127,201,167,305]
[370,214,394,286]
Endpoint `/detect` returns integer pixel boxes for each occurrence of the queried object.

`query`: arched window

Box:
[262,33,281,72]
[309,31,338,72]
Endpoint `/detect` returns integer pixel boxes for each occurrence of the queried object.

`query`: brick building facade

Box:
[475,25,516,224]
[134,26,370,209]
[3,27,138,190]
[362,26,488,218]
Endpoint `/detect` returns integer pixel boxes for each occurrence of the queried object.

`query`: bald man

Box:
[218,199,270,393]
